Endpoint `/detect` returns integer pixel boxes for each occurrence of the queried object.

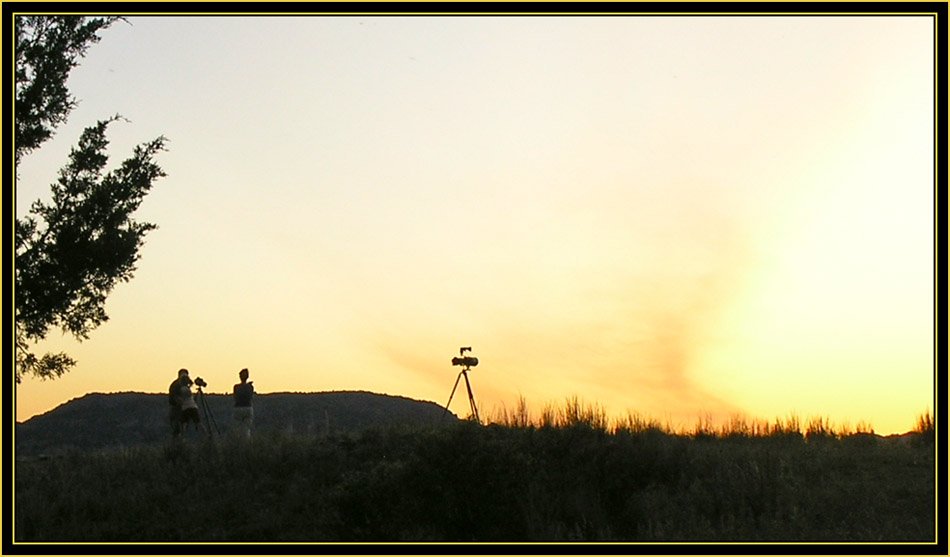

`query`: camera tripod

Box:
[442,364,480,423]
[196,387,220,438]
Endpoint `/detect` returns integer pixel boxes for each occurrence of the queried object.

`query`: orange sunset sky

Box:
[14,15,935,435]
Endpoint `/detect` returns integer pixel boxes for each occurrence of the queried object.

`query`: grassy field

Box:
[14,404,936,543]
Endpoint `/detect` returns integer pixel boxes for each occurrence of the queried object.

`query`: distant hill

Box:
[15,391,458,456]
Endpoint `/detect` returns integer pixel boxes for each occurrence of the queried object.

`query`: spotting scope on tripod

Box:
[194,377,220,438]
[442,346,480,423]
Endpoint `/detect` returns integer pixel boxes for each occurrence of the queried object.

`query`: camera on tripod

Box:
[443,346,480,422]
[194,377,208,388]
[451,347,478,368]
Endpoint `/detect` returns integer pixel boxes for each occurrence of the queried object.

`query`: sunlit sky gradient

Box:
[14,15,935,435]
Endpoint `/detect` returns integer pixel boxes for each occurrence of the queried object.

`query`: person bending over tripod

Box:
[169,368,202,437]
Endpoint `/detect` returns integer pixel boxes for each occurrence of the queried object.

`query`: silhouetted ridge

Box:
[16,391,456,456]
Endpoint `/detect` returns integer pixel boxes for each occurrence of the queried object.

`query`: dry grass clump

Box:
[487,398,896,441]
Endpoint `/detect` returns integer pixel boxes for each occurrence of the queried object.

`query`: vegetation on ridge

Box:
[14,401,935,543]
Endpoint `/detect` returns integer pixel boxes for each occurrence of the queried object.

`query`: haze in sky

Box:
[14,15,934,435]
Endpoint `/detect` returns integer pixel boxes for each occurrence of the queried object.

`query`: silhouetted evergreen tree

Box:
[15,16,167,383]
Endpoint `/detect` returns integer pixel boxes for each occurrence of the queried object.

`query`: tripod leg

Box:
[463,371,479,423]
[205,396,219,436]
[198,391,217,439]
[197,393,208,437]
[442,372,464,419]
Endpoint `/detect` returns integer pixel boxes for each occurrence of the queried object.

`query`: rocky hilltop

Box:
[16,391,457,456]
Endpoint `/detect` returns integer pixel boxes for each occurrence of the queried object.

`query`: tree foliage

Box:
[15,16,167,383]
[15,16,118,166]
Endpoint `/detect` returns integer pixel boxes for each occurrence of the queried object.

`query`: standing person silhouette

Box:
[232,368,255,438]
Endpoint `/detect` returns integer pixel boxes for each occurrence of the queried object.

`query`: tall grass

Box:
[915,410,934,434]
[492,396,609,430]
[615,411,666,435]
[15,400,936,542]
[487,399,901,441]
[488,395,532,428]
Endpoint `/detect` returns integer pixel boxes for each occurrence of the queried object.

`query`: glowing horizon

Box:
[13,15,935,436]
